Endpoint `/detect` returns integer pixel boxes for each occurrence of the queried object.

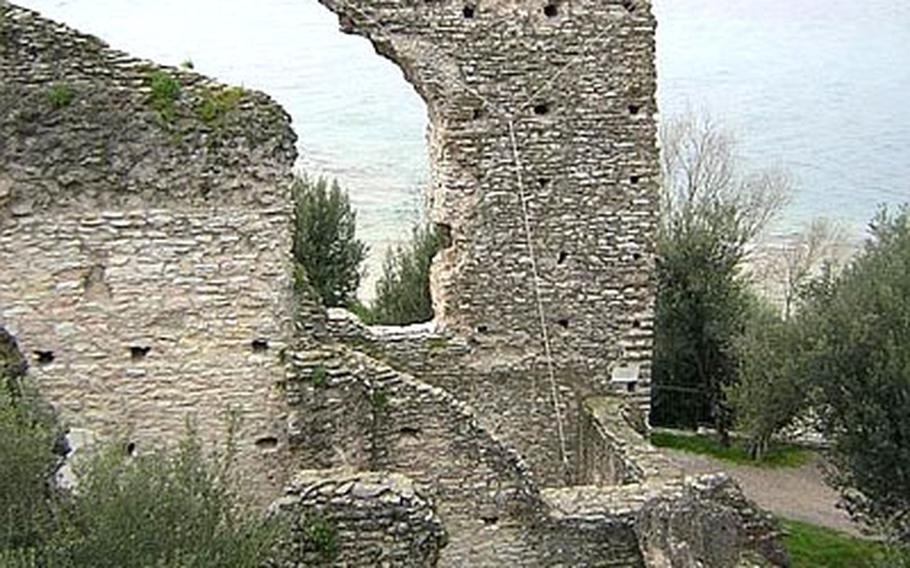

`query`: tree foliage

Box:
[727,303,811,459]
[802,207,910,543]
[652,115,790,439]
[293,175,367,308]
[370,224,445,326]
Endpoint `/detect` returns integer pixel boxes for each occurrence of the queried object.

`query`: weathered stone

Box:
[0,2,298,504]
[0,3,788,566]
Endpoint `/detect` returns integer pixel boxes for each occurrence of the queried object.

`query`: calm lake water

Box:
[15,0,910,273]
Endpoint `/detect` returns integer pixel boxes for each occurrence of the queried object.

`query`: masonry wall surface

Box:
[0,3,298,500]
[319,0,659,390]
[0,4,789,566]
[316,0,659,485]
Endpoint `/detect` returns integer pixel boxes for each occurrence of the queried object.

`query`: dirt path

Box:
[664,449,864,537]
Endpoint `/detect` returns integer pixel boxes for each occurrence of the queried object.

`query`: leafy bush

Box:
[148,70,182,123]
[0,331,62,555]
[47,82,74,109]
[292,176,366,308]
[196,86,243,125]
[44,428,285,567]
[1,328,284,566]
[802,207,910,544]
[371,224,444,325]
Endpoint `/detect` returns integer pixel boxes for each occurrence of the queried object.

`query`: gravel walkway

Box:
[663,449,865,537]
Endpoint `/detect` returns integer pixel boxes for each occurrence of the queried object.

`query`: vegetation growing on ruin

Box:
[47,82,74,109]
[196,86,244,125]
[43,429,286,567]
[0,362,62,554]
[147,70,182,123]
[301,514,339,562]
[1,362,286,566]
[308,365,329,388]
[292,176,367,309]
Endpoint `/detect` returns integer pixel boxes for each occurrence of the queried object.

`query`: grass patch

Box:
[195,86,243,125]
[782,519,891,568]
[346,301,376,325]
[651,430,813,468]
[148,70,181,123]
[47,82,74,109]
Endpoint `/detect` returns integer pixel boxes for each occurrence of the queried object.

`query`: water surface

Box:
[15,0,910,271]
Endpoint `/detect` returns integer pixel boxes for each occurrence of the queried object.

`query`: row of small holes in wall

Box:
[31,340,272,366]
[123,436,282,458]
[457,1,638,20]
[527,101,644,118]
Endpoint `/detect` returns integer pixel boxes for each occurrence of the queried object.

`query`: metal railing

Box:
[649,384,714,430]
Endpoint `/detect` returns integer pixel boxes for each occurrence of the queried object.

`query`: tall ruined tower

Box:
[321,0,659,400]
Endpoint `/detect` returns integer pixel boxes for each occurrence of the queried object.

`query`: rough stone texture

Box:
[285,346,548,566]
[326,308,583,485]
[0,3,788,566]
[316,0,659,480]
[271,469,447,567]
[0,3,298,501]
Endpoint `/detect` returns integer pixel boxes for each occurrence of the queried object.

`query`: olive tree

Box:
[652,114,790,441]
[804,207,910,544]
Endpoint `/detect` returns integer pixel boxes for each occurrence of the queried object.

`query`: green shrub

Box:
[292,176,366,308]
[0,380,61,553]
[44,428,285,567]
[47,83,74,109]
[0,331,61,554]
[196,86,243,125]
[148,70,182,123]
[371,224,444,326]
[803,207,910,544]
[301,514,338,562]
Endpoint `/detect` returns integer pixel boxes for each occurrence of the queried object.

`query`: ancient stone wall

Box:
[271,470,448,566]
[0,4,789,565]
[0,3,298,500]
[319,0,658,392]
[285,346,552,565]
[317,0,659,484]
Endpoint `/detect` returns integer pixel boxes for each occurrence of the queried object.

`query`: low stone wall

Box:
[328,308,607,487]
[578,396,678,485]
[270,469,447,567]
[284,345,550,566]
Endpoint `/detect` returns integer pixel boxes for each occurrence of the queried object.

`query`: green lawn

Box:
[650,430,813,468]
[781,519,895,568]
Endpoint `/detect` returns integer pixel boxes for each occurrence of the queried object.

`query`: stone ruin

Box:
[0,1,789,565]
